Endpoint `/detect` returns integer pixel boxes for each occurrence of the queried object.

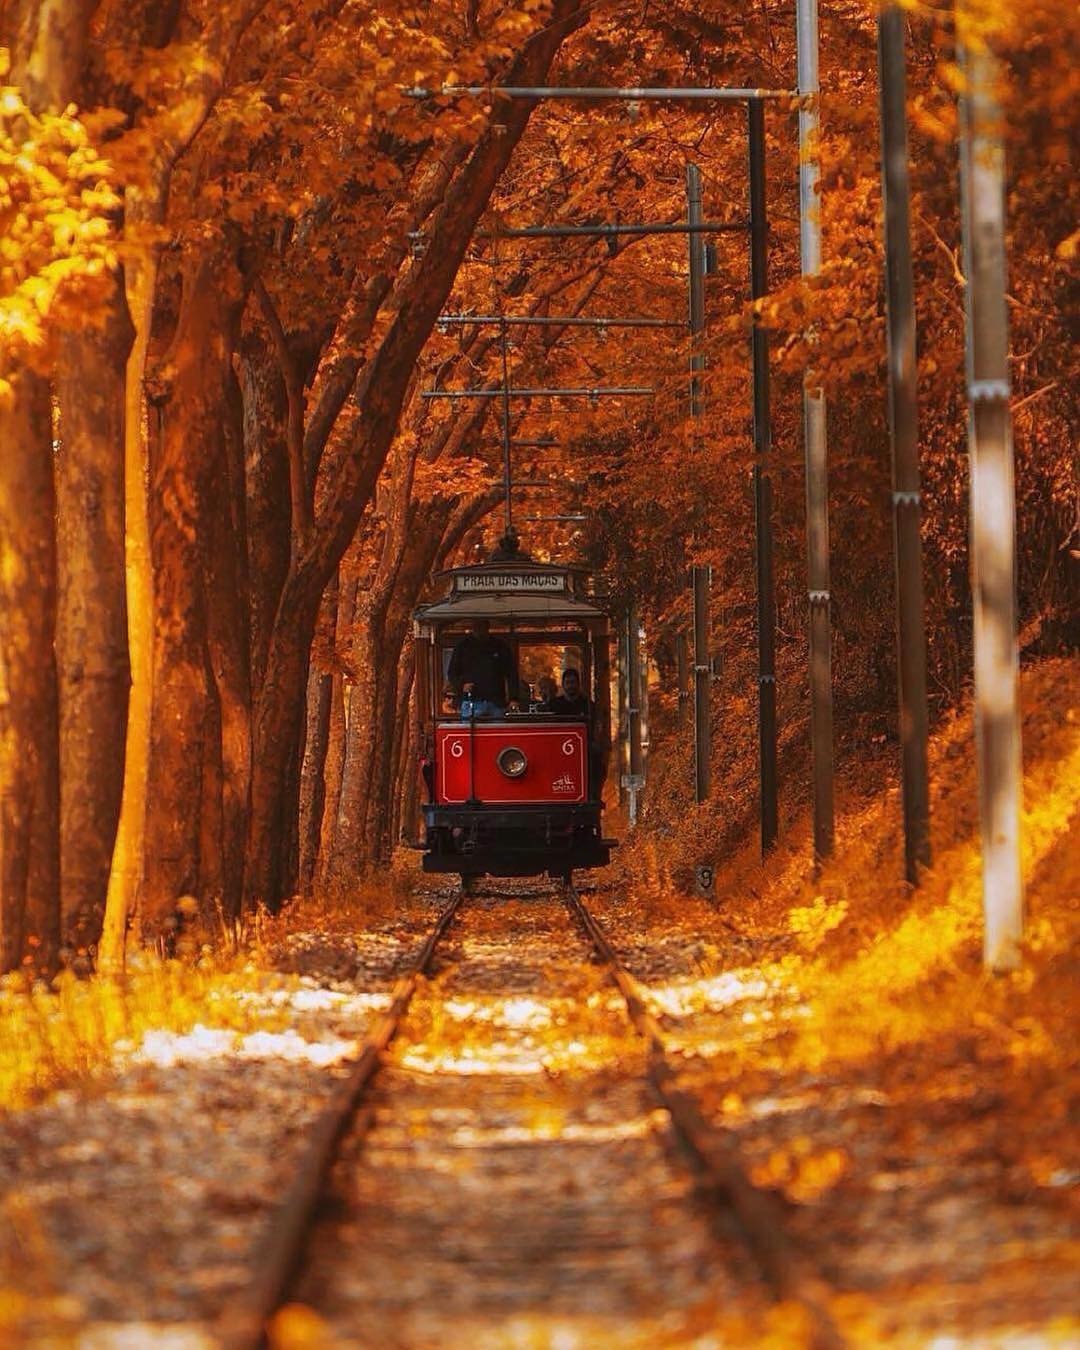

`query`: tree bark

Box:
[99,228,158,970]
[331,617,380,879]
[0,371,61,978]
[381,653,416,863]
[142,244,249,938]
[397,674,421,849]
[297,574,338,893]
[238,324,291,697]
[205,358,252,921]
[316,574,357,888]
[55,274,134,958]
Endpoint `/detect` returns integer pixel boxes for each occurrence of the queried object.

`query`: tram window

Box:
[435,631,589,717]
[517,641,587,705]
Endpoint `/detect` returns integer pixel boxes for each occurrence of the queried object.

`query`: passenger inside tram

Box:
[446,619,519,716]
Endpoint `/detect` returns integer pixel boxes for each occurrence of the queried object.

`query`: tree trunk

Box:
[398,678,421,849]
[363,636,414,867]
[330,615,380,879]
[297,574,338,893]
[238,324,291,698]
[142,245,248,939]
[99,233,157,970]
[316,576,356,888]
[97,0,271,965]
[55,273,134,958]
[0,370,61,978]
[205,359,252,921]
[383,655,416,862]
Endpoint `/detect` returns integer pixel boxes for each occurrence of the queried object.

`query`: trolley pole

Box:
[958,26,1024,971]
[498,319,514,532]
[627,606,644,826]
[693,566,712,803]
[749,98,779,856]
[797,0,835,863]
[878,6,931,885]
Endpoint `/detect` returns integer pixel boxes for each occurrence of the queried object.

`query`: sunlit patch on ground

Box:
[642,970,770,1019]
[442,1110,667,1148]
[441,992,555,1027]
[130,1024,358,1069]
[238,984,391,1013]
[73,1323,215,1348]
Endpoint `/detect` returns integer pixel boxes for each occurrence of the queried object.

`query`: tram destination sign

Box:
[454,570,566,594]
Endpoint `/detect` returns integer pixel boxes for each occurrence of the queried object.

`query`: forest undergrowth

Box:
[0,879,411,1114]
[615,657,1078,1249]
[624,654,1078,1050]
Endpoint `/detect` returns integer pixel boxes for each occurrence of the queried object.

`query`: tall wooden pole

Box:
[958,24,1024,971]
[749,99,779,856]
[878,5,932,884]
[797,0,835,863]
[627,605,644,826]
[687,164,712,806]
[617,616,629,808]
[693,566,712,803]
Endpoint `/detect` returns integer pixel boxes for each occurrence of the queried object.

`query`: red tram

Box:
[414,558,616,879]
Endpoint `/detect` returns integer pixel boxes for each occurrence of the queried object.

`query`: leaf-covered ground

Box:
[0,657,1075,1346]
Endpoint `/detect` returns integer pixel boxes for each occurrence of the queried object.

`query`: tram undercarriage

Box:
[422,804,614,877]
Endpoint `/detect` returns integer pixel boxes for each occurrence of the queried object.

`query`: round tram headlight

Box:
[496,745,528,779]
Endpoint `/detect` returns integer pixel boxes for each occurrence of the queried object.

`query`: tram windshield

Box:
[437,629,590,719]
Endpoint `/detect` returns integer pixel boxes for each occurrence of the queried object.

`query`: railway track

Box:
[218,881,846,1348]
[564,883,846,1350]
[216,889,467,1350]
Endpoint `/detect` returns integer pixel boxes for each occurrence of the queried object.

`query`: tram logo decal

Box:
[551,775,577,794]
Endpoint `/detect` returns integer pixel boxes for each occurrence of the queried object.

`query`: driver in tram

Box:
[448,619,519,717]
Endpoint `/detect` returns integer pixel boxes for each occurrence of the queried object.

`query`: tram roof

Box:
[416,561,607,624]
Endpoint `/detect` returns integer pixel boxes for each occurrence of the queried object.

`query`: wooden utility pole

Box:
[797,0,835,863]
[693,567,712,803]
[878,5,932,884]
[627,607,644,826]
[958,23,1024,971]
[749,98,779,856]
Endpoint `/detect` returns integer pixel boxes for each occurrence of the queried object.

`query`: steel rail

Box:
[216,891,466,1350]
[564,886,847,1350]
